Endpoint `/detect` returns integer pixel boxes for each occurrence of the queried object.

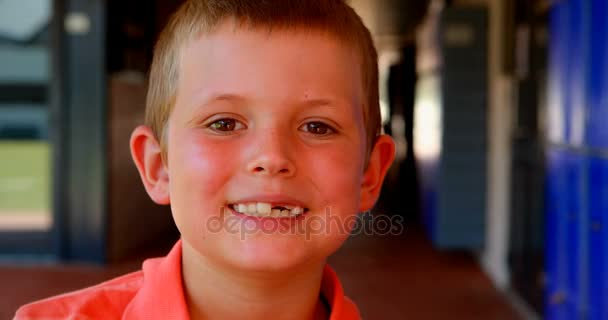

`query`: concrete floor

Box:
[1,226,522,319]
[329,227,523,319]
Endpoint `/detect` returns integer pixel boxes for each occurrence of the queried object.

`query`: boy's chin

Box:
[223,239,326,273]
[226,235,349,275]
[229,257,315,274]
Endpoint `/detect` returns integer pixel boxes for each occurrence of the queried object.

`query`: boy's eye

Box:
[207,118,245,132]
[299,121,335,136]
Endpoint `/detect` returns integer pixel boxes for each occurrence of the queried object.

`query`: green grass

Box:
[0,141,50,213]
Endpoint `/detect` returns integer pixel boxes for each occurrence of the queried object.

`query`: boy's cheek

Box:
[309,155,363,208]
[168,141,237,198]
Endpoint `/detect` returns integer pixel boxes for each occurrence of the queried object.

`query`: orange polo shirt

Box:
[14,240,361,319]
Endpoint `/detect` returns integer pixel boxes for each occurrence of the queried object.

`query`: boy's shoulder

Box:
[14,269,144,319]
[14,242,188,320]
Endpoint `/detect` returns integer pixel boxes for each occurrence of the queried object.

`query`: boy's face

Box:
[132,21,394,272]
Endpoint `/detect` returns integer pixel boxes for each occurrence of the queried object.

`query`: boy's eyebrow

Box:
[198,93,248,107]
[299,98,338,108]
[197,92,344,109]
[185,94,349,126]
[184,93,246,126]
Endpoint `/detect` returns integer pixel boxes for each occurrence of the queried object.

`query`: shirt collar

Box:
[123,240,360,319]
[122,240,189,319]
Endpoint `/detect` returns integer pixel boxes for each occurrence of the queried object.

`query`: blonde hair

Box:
[146,0,380,159]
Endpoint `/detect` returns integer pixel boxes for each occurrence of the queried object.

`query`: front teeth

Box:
[231,202,305,218]
[257,202,271,214]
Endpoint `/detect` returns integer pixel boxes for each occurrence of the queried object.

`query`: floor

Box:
[0,226,523,319]
[329,226,524,319]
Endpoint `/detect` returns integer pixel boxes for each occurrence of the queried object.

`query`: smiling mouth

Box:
[227,202,310,218]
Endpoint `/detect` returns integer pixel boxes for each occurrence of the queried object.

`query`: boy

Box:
[15,0,395,319]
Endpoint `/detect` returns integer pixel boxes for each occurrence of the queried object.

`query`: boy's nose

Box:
[245,131,296,178]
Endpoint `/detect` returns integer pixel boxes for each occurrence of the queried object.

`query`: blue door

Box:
[545,149,570,319]
[587,157,608,320]
[586,0,608,149]
[545,149,588,320]
[564,0,587,147]
[546,1,568,145]
[564,152,587,319]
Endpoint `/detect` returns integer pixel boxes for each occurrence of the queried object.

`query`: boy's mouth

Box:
[227,202,309,218]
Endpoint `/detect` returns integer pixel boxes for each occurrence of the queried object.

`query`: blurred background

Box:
[0,0,605,319]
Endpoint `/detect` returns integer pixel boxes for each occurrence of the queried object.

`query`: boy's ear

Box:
[130,125,170,205]
[359,134,396,212]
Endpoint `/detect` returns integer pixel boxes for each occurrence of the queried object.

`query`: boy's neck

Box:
[181,240,329,320]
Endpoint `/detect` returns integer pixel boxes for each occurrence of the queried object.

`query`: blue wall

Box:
[545,0,608,319]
